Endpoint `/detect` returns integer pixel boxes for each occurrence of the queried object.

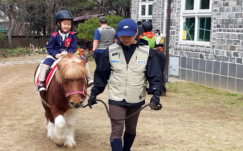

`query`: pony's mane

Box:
[55,54,87,83]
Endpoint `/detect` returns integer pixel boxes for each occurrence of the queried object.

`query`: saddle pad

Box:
[34,58,62,91]
[35,65,57,91]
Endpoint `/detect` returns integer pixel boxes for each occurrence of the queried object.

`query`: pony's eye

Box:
[64,81,68,84]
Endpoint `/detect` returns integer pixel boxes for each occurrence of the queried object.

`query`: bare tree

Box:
[92,0,131,18]
[0,0,33,48]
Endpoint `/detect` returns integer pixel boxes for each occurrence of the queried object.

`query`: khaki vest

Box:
[97,26,116,49]
[108,43,150,103]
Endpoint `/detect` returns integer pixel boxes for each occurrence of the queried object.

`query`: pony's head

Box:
[56,54,87,108]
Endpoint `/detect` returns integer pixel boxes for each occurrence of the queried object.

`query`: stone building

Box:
[131,0,243,93]
[131,0,167,35]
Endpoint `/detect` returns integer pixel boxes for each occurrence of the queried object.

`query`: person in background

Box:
[155,29,165,46]
[92,16,117,64]
[136,21,144,40]
[75,46,94,87]
[139,21,156,49]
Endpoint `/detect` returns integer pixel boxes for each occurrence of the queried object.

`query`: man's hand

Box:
[55,53,62,59]
[88,95,97,109]
[150,94,160,106]
[92,50,96,58]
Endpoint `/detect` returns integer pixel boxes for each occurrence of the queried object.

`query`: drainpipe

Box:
[165,0,171,81]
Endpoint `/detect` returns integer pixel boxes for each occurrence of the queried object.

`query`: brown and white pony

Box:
[34,54,87,148]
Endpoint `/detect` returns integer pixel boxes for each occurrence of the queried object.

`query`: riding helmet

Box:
[55,10,74,24]
[142,21,153,32]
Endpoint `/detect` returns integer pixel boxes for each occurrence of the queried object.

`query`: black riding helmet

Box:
[55,10,74,33]
[142,21,153,32]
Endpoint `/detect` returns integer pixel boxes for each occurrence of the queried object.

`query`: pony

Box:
[34,54,87,148]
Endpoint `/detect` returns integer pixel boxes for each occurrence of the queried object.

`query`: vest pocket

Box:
[126,85,146,103]
[108,81,124,101]
[130,63,146,73]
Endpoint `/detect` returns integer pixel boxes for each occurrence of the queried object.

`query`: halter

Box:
[65,76,87,98]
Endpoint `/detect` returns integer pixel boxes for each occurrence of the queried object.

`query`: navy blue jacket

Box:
[91,39,163,107]
[46,31,77,58]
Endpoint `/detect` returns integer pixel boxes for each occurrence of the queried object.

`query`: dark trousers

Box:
[109,104,141,139]
[95,52,103,65]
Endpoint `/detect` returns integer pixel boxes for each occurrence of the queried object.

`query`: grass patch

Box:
[226,92,238,96]
[166,81,243,108]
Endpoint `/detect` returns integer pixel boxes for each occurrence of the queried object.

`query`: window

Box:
[148,5,153,15]
[141,5,146,15]
[185,0,194,10]
[180,0,212,45]
[198,17,211,41]
[200,0,210,9]
[139,0,153,22]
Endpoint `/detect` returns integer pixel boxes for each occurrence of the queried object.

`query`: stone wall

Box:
[131,0,140,22]
[131,0,165,33]
[152,0,165,32]
[169,0,243,93]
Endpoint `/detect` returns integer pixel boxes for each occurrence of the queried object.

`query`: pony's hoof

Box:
[65,140,76,148]
[65,143,76,148]
[54,137,65,147]
[56,143,64,147]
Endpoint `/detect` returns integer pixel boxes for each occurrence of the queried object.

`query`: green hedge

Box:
[0,47,32,58]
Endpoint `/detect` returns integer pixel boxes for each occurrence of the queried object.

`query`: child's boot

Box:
[38,64,50,91]
[85,62,94,87]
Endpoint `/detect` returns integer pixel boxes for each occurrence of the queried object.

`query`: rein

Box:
[82,95,162,121]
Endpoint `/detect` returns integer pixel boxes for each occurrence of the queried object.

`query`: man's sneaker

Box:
[87,77,94,87]
[38,84,46,91]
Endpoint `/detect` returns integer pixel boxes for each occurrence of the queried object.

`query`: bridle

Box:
[65,76,87,98]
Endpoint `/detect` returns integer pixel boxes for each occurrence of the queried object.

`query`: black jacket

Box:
[91,39,162,107]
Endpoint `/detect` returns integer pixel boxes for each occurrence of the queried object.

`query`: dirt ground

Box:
[0,58,243,151]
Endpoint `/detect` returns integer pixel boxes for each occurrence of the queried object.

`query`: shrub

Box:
[77,15,123,41]
[0,47,30,58]
[0,32,5,40]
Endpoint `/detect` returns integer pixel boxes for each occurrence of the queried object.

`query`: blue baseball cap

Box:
[117,19,137,37]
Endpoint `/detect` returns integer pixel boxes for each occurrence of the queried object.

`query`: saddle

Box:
[34,59,60,91]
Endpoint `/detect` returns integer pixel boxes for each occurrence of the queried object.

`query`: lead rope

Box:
[82,94,162,121]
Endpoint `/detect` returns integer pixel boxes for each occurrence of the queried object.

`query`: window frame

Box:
[139,1,153,22]
[179,0,212,46]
